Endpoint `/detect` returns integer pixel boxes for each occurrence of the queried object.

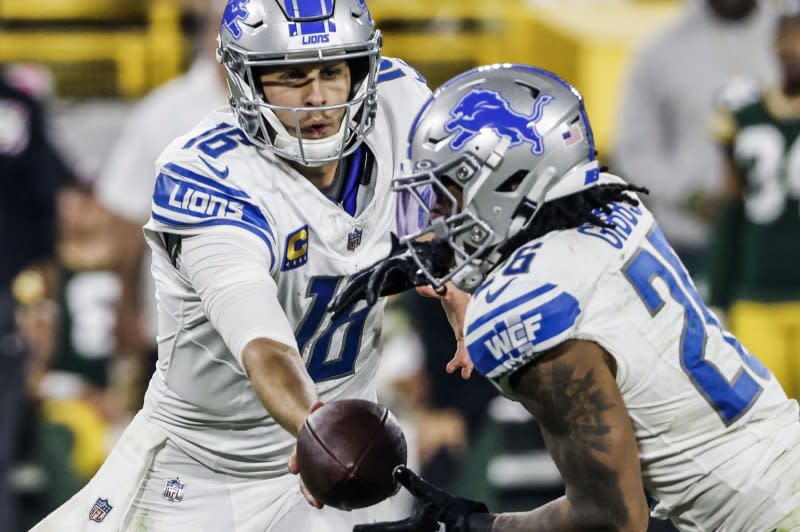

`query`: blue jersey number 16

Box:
[623,228,770,426]
[295,277,371,382]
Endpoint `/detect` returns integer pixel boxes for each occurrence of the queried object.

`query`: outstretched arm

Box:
[180,227,319,436]
[181,228,324,505]
[242,338,318,436]
[495,339,648,532]
[327,236,473,378]
[355,340,648,532]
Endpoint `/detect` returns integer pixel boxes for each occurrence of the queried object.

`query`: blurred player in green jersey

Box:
[709,1,800,399]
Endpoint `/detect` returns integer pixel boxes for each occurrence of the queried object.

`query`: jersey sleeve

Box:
[179,227,298,372]
[145,148,279,274]
[464,237,601,396]
[375,57,432,149]
[376,57,429,88]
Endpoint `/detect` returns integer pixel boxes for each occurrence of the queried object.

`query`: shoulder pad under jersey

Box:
[147,116,278,270]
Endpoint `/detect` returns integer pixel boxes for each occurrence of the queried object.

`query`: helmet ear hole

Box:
[249,67,269,100]
[348,57,371,96]
[495,169,529,193]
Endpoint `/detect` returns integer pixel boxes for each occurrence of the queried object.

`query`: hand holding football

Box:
[295,399,407,510]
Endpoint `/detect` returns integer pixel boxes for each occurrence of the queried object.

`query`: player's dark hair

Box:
[495,180,649,260]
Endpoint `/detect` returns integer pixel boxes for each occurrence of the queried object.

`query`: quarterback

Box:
[338,65,800,532]
[30,0,431,531]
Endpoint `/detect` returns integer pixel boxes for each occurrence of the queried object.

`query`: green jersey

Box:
[711,80,800,303]
[51,269,117,388]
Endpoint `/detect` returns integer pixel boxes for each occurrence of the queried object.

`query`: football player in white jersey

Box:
[29,1,434,531]
[338,65,800,532]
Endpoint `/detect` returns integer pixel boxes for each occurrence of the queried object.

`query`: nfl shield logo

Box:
[347,226,363,251]
[162,477,185,503]
[89,498,112,522]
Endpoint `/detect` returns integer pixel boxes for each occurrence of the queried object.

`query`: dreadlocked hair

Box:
[495,181,649,260]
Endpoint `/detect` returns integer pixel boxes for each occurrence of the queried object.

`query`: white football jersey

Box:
[465,191,800,531]
[140,58,431,477]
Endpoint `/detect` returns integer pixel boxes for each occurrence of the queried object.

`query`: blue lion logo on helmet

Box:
[221,0,250,40]
[445,90,553,155]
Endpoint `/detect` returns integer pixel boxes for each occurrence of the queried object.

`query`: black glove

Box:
[353,466,494,532]
[328,234,453,320]
[353,505,439,532]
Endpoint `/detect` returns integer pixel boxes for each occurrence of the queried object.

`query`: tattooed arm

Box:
[495,339,649,532]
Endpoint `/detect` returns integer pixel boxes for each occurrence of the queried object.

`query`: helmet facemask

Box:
[394,155,497,292]
[220,43,380,166]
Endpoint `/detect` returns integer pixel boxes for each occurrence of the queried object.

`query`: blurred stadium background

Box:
[1,0,788,530]
[0,0,679,155]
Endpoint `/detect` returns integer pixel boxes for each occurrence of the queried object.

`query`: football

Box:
[295,399,407,510]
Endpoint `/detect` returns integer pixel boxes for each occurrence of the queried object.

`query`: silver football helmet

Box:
[217,0,381,165]
[777,0,800,17]
[395,64,625,292]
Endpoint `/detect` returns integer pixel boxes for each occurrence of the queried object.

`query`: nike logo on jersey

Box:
[198,156,230,179]
[485,279,514,303]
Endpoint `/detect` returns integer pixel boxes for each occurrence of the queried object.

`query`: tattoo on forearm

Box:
[550,363,613,452]
[521,360,630,529]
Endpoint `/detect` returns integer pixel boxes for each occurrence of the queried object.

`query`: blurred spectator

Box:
[374,304,436,520]
[707,2,800,399]
[398,293,498,495]
[613,0,778,273]
[386,307,469,456]
[92,0,227,401]
[29,185,123,518]
[0,65,71,532]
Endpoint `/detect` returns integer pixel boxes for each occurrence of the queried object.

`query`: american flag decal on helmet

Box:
[561,123,584,146]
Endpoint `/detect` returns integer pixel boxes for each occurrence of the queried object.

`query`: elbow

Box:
[241,339,269,376]
[241,337,299,378]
